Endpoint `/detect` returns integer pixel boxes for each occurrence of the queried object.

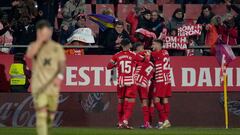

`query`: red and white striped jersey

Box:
[134,51,154,87]
[151,50,171,85]
[110,50,144,87]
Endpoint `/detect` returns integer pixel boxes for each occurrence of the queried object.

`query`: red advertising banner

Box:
[1,55,240,92]
[63,56,240,92]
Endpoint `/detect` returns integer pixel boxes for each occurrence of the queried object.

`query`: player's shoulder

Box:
[129,50,136,55]
[114,51,123,56]
[50,40,62,47]
[49,40,64,53]
[162,49,169,55]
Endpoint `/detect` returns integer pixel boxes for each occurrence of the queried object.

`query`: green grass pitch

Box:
[0,127,240,135]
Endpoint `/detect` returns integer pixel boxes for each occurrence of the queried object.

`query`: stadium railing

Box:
[1,45,240,49]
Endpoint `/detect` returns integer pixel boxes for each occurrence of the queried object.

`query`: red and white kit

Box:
[134,51,154,99]
[151,50,172,98]
[109,50,144,98]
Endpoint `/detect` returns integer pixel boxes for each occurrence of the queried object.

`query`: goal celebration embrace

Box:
[1,0,240,135]
[107,38,172,129]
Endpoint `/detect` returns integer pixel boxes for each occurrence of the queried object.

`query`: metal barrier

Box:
[1,45,240,49]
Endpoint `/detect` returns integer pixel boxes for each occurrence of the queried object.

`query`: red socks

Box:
[149,106,154,123]
[164,103,170,120]
[142,106,149,123]
[154,102,166,122]
[117,103,124,124]
[123,101,135,122]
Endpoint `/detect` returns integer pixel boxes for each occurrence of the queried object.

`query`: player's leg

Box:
[117,86,125,128]
[47,94,59,135]
[148,99,154,125]
[158,97,171,129]
[33,94,48,135]
[148,83,155,125]
[139,86,151,128]
[163,98,170,121]
[159,84,172,129]
[163,83,172,121]
[154,83,167,128]
[117,98,124,127]
[154,97,165,127]
[122,85,137,128]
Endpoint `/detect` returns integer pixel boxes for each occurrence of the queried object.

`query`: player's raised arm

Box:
[26,41,42,59]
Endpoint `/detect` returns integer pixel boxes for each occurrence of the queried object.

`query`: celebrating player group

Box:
[107,38,172,129]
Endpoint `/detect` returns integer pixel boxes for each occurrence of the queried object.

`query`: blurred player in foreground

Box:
[107,38,145,129]
[133,42,154,128]
[151,39,172,129]
[26,20,66,135]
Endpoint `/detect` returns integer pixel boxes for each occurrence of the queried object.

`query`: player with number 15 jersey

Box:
[107,38,145,129]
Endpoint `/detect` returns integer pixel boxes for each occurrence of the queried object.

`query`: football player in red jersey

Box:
[107,38,145,129]
[133,42,154,129]
[151,39,172,129]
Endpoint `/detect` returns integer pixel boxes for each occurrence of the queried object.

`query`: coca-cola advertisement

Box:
[0,93,240,127]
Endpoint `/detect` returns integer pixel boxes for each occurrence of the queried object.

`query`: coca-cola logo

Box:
[0,95,69,127]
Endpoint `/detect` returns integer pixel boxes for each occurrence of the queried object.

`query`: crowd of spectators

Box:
[0,0,240,56]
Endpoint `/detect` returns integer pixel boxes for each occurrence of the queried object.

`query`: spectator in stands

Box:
[226,1,240,44]
[226,0,240,56]
[62,0,85,28]
[167,28,186,56]
[137,9,152,30]
[166,8,185,56]
[12,16,36,54]
[104,20,129,54]
[37,0,59,26]
[98,8,115,46]
[167,8,185,33]
[65,28,95,55]
[126,7,143,42]
[60,14,88,44]
[197,4,215,45]
[0,12,13,54]
[10,0,38,23]
[150,10,165,37]
[217,13,238,45]
[61,0,85,44]
[204,16,219,55]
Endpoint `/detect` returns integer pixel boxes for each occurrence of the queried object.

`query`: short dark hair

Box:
[133,42,143,51]
[114,20,124,27]
[153,39,163,45]
[36,20,52,30]
[121,38,131,47]
[202,4,212,11]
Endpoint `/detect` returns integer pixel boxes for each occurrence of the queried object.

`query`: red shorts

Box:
[117,85,137,99]
[148,82,155,99]
[154,83,172,98]
[137,85,148,99]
